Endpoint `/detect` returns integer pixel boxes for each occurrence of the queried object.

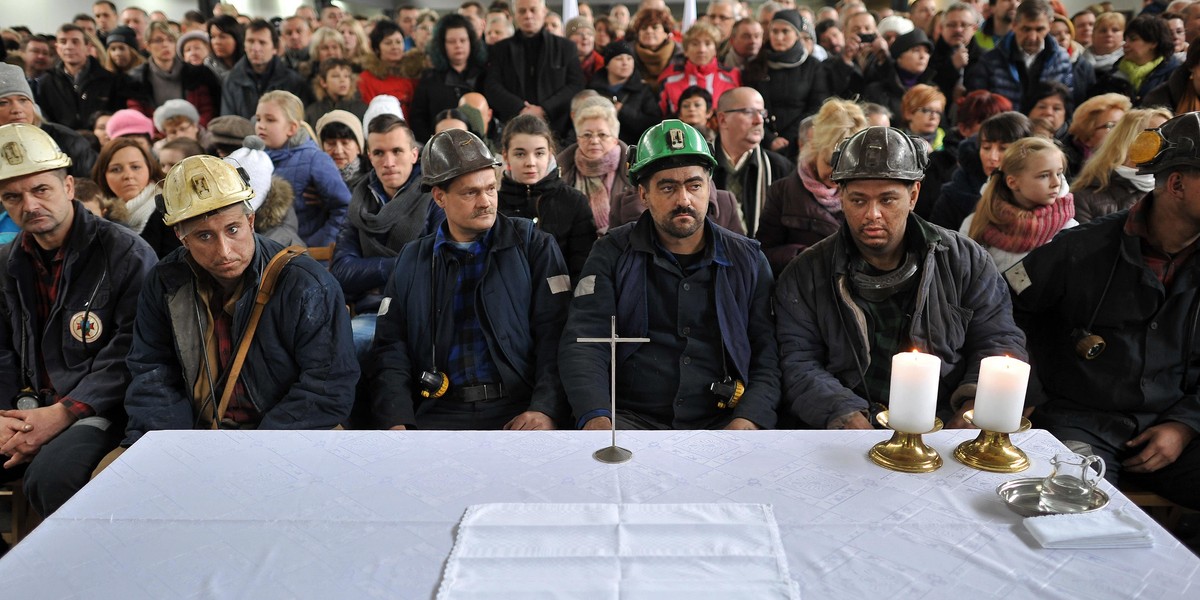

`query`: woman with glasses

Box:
[1071,107,1171,224]
[901,85,956,219]
[743,10,828,158]
[1063,93,1131,177]
[557,101,631,235]
[126,21,222,127]
[498,114,597,281]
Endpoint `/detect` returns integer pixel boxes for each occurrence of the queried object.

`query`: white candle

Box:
[888,351,941,433]
[972,356,1030,433]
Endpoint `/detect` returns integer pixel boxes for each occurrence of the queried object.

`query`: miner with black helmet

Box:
[0,123,156,518]
[1007,112,1200,509]
[560,120,781,431]
[775,125,1027,430]
[366,129,573,430]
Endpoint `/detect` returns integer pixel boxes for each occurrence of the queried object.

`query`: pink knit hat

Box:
[106,109,156,139]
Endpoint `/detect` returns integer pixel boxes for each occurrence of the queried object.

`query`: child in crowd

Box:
[306,58,369,127]
[157,138,205,173]
[255,90,351,247]
[963,137,1077,273]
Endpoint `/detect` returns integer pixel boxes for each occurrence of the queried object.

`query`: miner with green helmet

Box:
[560,120,781,431]
[0,123,157,519]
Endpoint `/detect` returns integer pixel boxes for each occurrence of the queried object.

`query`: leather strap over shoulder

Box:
[212,245,307,429]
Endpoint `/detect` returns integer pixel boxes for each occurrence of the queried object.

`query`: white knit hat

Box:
[362,95,405,134]
[153,99,201,134]
[224,136,274,211]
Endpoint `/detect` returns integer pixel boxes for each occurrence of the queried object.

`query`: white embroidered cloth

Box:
[1024,508,1154,549]
[436,503,800,599]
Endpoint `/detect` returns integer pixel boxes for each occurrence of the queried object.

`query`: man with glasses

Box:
[706,0,741,43]
[929,3,982,103]
[561,120,780,431]
[713,87,790,237]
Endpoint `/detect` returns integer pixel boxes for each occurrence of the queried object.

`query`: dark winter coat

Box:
[498,168,597,282]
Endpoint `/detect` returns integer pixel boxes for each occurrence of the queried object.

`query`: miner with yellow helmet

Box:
[116,155,358,453]
[559,120,780,432]
[1006,112,1200,510]
[0,123,156,521]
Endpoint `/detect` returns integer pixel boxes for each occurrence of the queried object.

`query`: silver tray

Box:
[996,477,1110,517]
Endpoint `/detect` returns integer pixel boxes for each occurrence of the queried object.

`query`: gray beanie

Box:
[176,30,210,58]
[0,63,33,100]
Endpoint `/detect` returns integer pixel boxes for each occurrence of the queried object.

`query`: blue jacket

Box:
[368,214,572,428]
[965,33,1074,113]
[124,235,358,445]
[267,137,351,247]
[775,216,1027,428]
[559,213,781,429]
[0,203,157,416]
[930,135,987,231]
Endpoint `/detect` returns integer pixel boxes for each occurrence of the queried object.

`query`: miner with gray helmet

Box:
[775,125,1027,430]
[366,128,572,430]
[117,154,357,456]
[0,123,156,519]
[559,119,780,431]
[1008,112,1200,509]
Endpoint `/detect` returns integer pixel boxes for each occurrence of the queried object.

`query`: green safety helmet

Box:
[626,120,716,185]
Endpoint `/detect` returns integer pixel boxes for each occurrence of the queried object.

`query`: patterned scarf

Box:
[979,193,1076,253]
[798,160,841,212]
[573,144,620,234]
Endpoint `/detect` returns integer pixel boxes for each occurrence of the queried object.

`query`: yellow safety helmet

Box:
[0,123,73,182]
[159,155,255,227]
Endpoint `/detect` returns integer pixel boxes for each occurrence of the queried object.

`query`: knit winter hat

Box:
[224,135,273,211]
[106,26,140,51]
[771,10,808,37]
[152,99,201,133]
[315,109,364,149]
[890,28,933,60]
[106,109,155,139]
[176,30,210,58]
[0,63,33,100]
[362,94,404,134]
[877,16,915,39]
[565,17,595,38]
[602,40,634,62]
[207,115,255,146]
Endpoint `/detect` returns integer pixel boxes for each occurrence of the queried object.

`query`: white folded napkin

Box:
[437,503,799,600]
[1023,508,1154,549]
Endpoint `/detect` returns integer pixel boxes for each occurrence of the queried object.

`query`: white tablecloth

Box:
[0,429,1196,599]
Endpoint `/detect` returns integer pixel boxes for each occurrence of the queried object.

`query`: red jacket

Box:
[657,58,740,117]
[358,71,417,117]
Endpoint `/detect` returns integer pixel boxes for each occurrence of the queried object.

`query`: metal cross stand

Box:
[577,316,649,464]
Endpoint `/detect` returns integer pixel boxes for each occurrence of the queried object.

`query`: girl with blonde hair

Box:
[964,137,1077,272]
[756,98,868,275]
[254,90,350,247]
[1072,107,1172,223]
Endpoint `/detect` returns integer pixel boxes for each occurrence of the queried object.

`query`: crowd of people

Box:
[0,0,1198,543]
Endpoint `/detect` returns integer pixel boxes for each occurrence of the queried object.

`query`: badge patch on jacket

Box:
[69,311,103,344]
[574,275,596,297]
[1004,261,1032,295]
[547,275,571,294]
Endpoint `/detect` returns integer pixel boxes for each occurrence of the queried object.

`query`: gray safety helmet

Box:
[830,126,929,183]
[420,128,501,191]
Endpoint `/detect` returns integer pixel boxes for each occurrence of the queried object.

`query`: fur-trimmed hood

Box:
[255,175,295,233]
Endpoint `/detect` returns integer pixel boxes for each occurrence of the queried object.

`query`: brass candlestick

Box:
[953,410,1032,473]
[868,410,944,473]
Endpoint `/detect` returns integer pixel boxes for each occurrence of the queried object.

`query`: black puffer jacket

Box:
[744,45,828,148]
[498,168,597,281]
